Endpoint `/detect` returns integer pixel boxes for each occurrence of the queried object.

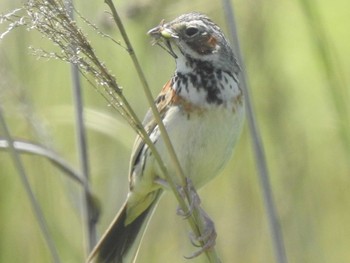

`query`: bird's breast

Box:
[155,98,244,188]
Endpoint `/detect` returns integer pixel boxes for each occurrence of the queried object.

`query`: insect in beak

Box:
[148,20,178,59]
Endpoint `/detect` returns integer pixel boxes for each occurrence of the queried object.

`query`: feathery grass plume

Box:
[0,0,137,126]
[24,0,129,119]
[0,0,156,144]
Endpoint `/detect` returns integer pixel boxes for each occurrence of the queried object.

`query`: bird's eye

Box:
[185,27,199,37]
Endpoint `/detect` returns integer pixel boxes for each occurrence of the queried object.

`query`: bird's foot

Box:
[175,178,217,258]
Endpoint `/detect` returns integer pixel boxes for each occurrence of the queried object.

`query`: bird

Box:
[88,12,244,263]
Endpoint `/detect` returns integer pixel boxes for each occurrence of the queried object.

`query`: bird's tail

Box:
[88,190,162,263]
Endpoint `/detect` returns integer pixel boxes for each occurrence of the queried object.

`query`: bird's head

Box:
[148,12,239,73]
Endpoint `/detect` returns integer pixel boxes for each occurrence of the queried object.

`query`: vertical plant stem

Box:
[71,62,97,252]
[221,1,288,263]
[0,106,61,263]
[65,0,96,253]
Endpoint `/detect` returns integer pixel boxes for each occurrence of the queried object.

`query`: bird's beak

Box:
[147,25,178,40]
[147,22,178,59]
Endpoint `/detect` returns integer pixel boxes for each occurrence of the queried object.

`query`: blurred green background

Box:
[1,0,350,262]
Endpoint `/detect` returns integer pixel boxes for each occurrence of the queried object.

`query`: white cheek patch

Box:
[212,44,220,53]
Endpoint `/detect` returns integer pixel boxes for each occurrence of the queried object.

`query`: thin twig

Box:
[0,107,61,263]
[104,1,221,262]
[221,1,288,263]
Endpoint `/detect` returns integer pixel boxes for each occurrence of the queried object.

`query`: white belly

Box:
[155,104,244,188]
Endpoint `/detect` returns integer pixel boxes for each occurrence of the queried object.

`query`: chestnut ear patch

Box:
[207,35,217,48]
[187,34,218,55]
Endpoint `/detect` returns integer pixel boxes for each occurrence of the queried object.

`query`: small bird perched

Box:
[88,12,244,263]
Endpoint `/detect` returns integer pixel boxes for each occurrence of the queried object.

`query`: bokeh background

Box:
[1,0,349,262]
